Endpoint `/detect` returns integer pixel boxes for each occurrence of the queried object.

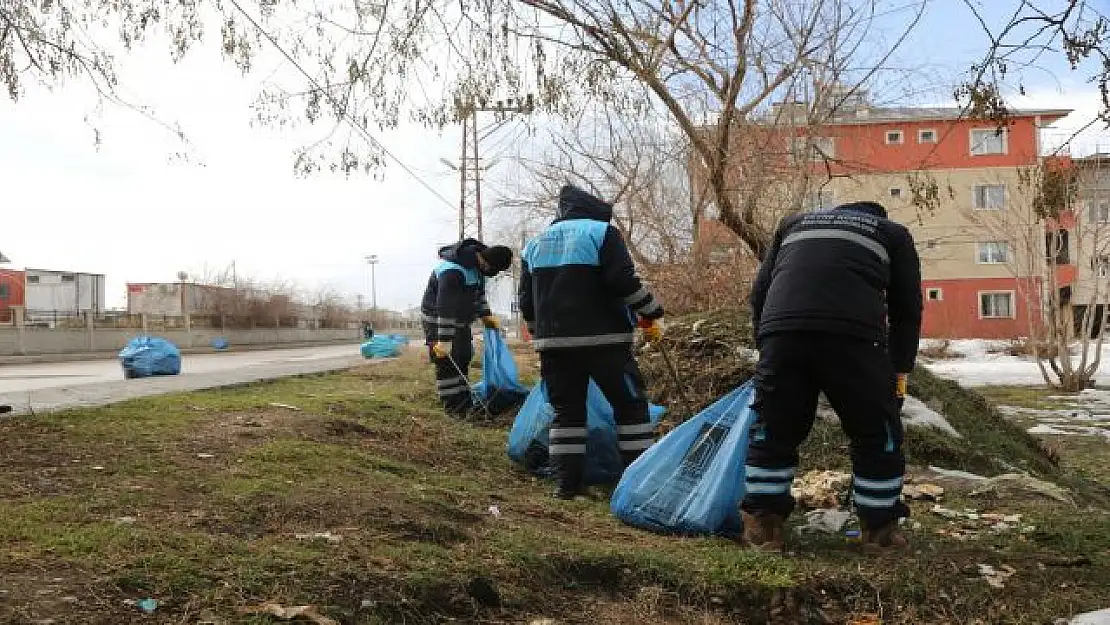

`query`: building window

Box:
[927,288,943,301]
[977,241,1010,264]
[1088,201,1110,223]
[885,130,904,145]
[1047,229,1070,264]
[970,128,1008,155]
[918,129,937,143]
[61,274,75,283]
[980,292,1015,319]
[0,284,7,300]
[889,187,903,199]
[26,275,39,284]
[973,184,1006,210]
[1097,256,1110,278]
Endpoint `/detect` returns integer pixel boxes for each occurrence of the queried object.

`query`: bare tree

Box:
[942,158,1110,390]
[504,108,699,267]
[957,1,1110,133]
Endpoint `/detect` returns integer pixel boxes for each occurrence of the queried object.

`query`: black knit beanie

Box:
[481,246,513,273]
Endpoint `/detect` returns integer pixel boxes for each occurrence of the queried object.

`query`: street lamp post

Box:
[365,254,379,326]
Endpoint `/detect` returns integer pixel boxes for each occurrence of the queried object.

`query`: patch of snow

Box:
[1027,424,1071,435]
[924,342,1110,387]
[1071,608,1110,625]
[901,396,962,437]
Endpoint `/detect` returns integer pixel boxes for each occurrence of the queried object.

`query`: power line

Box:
[226,0,456,210]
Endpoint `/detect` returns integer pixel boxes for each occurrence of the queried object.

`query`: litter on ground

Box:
[978,563,1017,589]
[797,508,853,534]
[791,470,851,509]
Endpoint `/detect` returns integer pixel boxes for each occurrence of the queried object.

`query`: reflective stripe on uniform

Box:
[550,427,588,439]
[618,423,655,436]
[436,376,466,388]
[853,492,901,508]
[746,466,797,480]
[623,286,650,305]
[853,476,903,490]
[618,438,654,452]
[782,228,890,264]
[549,443,587,455]
[745,481,792,495]
[532,333,635,350]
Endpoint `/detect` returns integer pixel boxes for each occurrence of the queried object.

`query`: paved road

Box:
[0,344,375,415]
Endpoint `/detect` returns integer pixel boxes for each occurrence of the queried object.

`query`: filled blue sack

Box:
[361,335,404,359]
[210,337,230,350]
[119,336,182,379]
[472,328,529,413]
[610,380,758,537]
[507,380,667,485]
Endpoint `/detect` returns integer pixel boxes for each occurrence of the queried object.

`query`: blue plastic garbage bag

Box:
[210,337,230,350]
[119,336,182,379]
[472,329,528,414]
[507,380,667,485]
[361,335,404,359]
[610,380,758,537]
[388,334,410,345]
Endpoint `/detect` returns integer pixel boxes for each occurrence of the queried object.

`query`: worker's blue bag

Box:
[361,335,404,359]
[472,328,528,413]
[610,380,758,537]
[507,381,667,485]
[119,336,182,379]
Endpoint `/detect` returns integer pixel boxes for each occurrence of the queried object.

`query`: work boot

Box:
[861,522,910,553]
[740,511,785,552]
[553,456,585,500]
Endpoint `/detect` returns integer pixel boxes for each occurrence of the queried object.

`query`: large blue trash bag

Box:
[360,335,405,359]
[119,336,182,379]
[610,380,758,537]
[507,381,667,485]
[472,328,529,414]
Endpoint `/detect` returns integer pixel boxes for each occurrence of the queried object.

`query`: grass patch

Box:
[1,351,1108,624]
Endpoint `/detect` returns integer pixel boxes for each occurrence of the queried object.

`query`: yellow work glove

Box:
[638,317,664,344]
[481,315,500,330]
[895,373,908,399]
[432,342,451,360]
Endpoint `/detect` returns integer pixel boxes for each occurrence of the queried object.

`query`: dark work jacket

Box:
[749,202,924,372]
[421,239,492,343]
[518,185,663,351]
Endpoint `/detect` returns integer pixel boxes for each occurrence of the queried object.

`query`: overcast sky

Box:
[1,0,1107,313]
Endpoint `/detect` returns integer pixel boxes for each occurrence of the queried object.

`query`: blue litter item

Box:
[388,334,410,345]
[361,334,405,359]
[210,336,230,350]
[472,328,528,413]
[119,336,182,378]
[610,380,758,537]
[507,380,667,485]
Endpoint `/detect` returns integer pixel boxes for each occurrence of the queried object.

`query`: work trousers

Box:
[741,332,909,529]
[540,344,655,492]
[429,328,474,416]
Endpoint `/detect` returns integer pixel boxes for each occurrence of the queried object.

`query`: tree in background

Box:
[2,0,925,259]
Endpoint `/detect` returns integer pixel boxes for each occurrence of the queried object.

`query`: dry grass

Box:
[0,351,1108,624]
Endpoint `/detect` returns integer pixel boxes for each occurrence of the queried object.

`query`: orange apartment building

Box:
[769,100,1075,339]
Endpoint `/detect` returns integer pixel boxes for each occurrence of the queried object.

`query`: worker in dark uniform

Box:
[742,201,923,551]
[518,184,665,500]
[421,238,513,416]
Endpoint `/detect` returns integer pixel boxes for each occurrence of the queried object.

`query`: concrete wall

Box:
[0,325,362,357]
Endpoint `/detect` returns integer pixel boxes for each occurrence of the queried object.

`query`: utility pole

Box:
[365,254,379,326]
[452,94,536,241]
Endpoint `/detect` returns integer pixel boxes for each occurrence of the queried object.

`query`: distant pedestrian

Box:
[518,184,664,500]
[421,238,513,417]
[743,201,923,552]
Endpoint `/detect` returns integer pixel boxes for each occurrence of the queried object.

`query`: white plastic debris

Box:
[294,532,343,543]
[798,509,852,534]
